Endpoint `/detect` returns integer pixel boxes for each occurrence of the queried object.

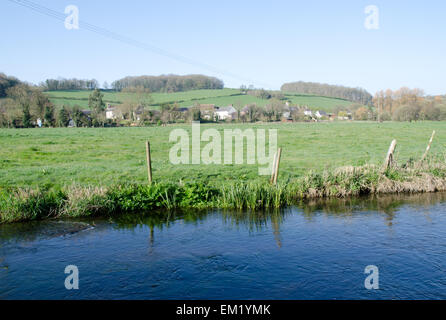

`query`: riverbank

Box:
[2,159,446,224]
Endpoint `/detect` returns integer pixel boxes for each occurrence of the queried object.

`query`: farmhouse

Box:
[215,105,237,120]
[134,106,145,121]
[197,104,217,120]
[281,111,292,122]
[303,109,313,117]
[105,105,117,120]
[315,110,327,119]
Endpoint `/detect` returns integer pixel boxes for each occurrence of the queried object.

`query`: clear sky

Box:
[1,0,445,95]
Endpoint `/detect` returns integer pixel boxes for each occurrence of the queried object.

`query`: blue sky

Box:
[1,0,445,95]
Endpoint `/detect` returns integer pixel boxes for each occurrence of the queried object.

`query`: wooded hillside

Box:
[281,81,373,105]
[111,74,224,92]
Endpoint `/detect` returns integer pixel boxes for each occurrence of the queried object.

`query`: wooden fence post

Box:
[383,139,397,171]
[270,152,277,184]
[145,141,152,183]
[421,130,436,161]
[273,148,282,185]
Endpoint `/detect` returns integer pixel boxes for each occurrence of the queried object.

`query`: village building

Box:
[196,104,217,120]
[215,105,237,120]
[315,110,327,119]
[303,109,313,117]
[105,105,117,120]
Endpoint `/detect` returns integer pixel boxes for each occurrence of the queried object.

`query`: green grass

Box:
[283,92,355,112]
[45,88,357,111]
[2,121,446,223]
[3,160,446,223]
[0,122,445,189]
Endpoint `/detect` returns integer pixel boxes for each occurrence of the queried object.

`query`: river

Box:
[1,193,446,299]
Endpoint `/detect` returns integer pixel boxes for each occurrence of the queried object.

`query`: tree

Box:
[392,104,420,122]
[58,107,69,127]
[71,106,91,127]
[22,104,31,128]
[44,104,55,127]
[88,89,105,124]
[42,78,99,91]
[419,104,440,121]
[354,107,369,120]
[6,84,34,128]
[373,90,385,122]
[246,104,260,122]
[0,73,21,97]
[111,74,224,92]
[88,89,105,113]
[32,90,52,120]
[0,98,21,128]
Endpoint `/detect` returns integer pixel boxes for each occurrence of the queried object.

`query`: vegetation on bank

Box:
[2,158,446,224]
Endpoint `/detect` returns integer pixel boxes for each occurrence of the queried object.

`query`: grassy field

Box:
[0,121,444,189]
[45,89,356,111]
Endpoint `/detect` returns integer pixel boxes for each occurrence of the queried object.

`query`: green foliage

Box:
[281,81,373,105]
[3,158,446,223]
[111,74,224,92]
[57,107,69,127]
[0,188,65,222]
[44,88,357,113]
[22,104,31,128]
[88,89,105,114]
[0,73,21,98]
[1,122,446,188]
[44,105,55,127]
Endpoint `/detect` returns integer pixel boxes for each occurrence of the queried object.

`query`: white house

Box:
[215,105,237,120]
[105,105,117,120]
[303,109,313,117]
[315,110,327,119]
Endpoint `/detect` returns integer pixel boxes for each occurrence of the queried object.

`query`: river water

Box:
[1,193,446,299]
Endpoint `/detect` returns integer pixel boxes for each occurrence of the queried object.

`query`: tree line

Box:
[372,88,446,121]
[2,72,446,128]
[0,73,21,98]
[111,74,224,92]
[0,79,108,128]
[280,81,373,105]
[41,78,99,91]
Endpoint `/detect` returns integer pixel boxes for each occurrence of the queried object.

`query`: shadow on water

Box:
[1,192,446,244]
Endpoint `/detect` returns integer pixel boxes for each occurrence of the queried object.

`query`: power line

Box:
[6,0,272,88]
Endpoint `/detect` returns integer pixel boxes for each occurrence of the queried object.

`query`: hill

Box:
[45,89,359,112]
[281,81,373,105]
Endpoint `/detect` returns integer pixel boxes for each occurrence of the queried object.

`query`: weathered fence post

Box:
[383,139,397,171]
[270,152,277,184]
[145,141,152,183]
[421,130,436,161]
[273,148,282,185]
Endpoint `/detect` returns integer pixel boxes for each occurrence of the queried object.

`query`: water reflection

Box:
[2,192,446,299]
[1,192,446,245]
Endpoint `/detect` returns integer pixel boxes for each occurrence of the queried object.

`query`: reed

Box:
[2,158,446,224]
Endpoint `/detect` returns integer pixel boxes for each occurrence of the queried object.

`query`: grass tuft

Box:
[3,159,446,224]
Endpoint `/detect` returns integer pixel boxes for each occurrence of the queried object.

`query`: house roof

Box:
[216,106,237,113]
[198,104,216,110]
